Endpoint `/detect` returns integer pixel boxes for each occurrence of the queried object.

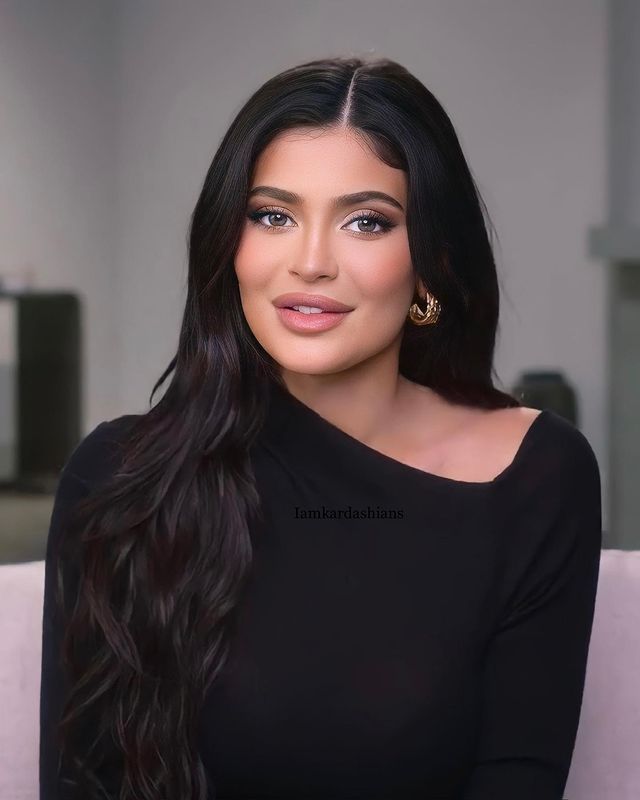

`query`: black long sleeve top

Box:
[40,378,603,799]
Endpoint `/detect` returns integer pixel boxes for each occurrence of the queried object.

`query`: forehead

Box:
[250,127,407,200]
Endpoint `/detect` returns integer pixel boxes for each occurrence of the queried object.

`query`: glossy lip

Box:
[272,293,354,313]
[275,305,351,333]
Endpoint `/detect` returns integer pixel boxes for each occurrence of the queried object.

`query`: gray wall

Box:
[1,0,609,528]
[0,1,119,427]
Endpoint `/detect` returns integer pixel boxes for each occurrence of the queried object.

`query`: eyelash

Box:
[246,206,396,236]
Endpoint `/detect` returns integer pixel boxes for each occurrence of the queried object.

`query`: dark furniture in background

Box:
[0,291,82,494]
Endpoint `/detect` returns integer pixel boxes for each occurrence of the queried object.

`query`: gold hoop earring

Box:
[408,291,441,326]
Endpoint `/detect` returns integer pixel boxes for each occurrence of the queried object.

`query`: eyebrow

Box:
[248,185,404,212]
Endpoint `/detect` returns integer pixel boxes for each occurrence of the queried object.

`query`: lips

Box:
[272,293,354,313]
[275,305,351,332]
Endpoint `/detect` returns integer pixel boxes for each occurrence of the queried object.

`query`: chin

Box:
[270,352,355,378]
[276,361,346,377]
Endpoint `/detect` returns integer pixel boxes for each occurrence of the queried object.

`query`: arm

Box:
[39,422,112,799]
[461,428,603,800]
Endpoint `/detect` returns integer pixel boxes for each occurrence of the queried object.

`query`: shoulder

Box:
[447,405,543,482]
[520,407,600,481]
[397,380,598,486]
[47,414,140,568]
[60,413,140,491]
[444,402,598,487]
[475,405,544,453]
[493,407,602,522]
[498,406,599,481]
[422,403,546,483]
[502,411,603,607]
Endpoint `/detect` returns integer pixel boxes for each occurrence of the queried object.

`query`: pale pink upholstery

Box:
[0,551,638,799]
[0,559,45,800]
[564,549,640,800]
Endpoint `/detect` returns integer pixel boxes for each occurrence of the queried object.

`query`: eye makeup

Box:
[246,205,397,237]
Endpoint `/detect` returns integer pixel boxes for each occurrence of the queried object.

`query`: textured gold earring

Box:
[408,291,441,326]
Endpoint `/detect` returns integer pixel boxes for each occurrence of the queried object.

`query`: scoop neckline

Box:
[265,379,550,491]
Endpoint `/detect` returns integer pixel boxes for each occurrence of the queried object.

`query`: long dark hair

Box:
[53,55,521,799]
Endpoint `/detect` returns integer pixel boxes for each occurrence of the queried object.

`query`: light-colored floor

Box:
[0,492,54,564]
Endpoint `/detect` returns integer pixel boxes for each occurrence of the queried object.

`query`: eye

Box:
[343,210,395,236]
[247,206,294,232]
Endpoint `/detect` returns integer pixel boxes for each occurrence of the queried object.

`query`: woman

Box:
[40,56,602,799]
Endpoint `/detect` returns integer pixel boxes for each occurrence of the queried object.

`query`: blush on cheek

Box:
[349,260,414,306]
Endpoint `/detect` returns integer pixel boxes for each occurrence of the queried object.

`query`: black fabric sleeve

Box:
[39,420,122,799]
[461,425,603,800]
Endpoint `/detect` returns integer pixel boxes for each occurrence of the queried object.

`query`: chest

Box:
[197,460,504,797]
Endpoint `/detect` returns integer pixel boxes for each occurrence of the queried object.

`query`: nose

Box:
[289,225,338,281]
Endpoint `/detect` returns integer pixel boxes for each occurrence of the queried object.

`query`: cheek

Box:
[345,237,414,300]
[234,229,274,292]
[233,230,255,283]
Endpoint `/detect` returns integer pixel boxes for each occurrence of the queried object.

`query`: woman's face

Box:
[234,126,417,377]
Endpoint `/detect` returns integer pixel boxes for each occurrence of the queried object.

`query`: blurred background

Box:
[1,0,638,562]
